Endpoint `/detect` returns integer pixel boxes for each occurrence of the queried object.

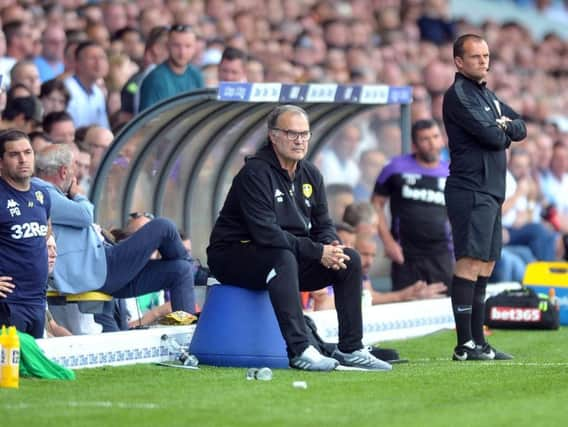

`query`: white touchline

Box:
[1,401,161,410]
[412,358,568,366]
[68,401,161,409]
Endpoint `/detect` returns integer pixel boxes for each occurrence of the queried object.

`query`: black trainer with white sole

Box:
[453,341,493,361]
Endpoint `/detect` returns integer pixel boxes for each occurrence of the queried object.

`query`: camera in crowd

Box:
[193,261,210,287]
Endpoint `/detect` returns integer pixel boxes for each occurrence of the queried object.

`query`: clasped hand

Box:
[321,241,350,270]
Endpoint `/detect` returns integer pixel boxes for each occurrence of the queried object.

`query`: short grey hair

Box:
[35,143,74,176]
[267,105,309,131]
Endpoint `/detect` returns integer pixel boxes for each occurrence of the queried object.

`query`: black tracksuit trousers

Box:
[207,244,363,358]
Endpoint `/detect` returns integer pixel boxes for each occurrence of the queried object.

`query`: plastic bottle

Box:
[293,380,308,389]
[549,288,559,309]
[161,334,199,367]
[0,326,20,389]
[256,367,272,380]
[183,354,199,367]
[245,368,258,380]
[246,367,272,381]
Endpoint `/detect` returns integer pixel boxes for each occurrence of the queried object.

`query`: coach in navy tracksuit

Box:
[0,130,51,338]
[207,105,391,371]
[443,34,526,361]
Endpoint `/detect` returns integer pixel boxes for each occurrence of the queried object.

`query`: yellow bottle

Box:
[0,326,20,389]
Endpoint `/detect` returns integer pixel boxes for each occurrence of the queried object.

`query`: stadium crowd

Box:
[1,0,568,339]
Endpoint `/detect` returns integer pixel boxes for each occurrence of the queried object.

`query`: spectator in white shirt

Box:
[64,41,110,129]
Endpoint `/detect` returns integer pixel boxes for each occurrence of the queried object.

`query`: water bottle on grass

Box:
[246,367,272,381]
[161,334,199,367]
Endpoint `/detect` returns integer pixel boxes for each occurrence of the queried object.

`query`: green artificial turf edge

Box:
[1,328,567,427]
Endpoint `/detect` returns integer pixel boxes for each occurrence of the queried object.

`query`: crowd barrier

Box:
[316,282,520,344]
[36,283,521,369]
[36,326,194,369]
[37,299,452,369]
[310,298,454,345]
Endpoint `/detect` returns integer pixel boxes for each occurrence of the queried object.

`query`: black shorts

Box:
[391,252,453,294]
[445,187,502,262]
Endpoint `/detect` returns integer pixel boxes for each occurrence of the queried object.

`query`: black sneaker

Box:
[453,341,492,361]
[370,347,408,364]
[478,343,513,360]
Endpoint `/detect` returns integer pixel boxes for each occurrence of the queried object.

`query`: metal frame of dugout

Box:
[90,82,413,262]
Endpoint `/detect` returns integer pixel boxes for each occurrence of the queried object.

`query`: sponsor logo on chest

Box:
[6,199,21,217]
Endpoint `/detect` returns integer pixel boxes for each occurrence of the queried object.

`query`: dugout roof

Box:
[91,82,412,260]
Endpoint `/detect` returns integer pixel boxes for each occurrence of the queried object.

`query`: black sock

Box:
[451,275,476,346]
[472,276,489,346]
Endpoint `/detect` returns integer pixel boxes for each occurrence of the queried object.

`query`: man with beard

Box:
[372,119,453,293]
[139,25,204,111]
[0,129,51,338]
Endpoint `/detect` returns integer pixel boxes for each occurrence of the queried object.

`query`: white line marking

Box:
[2,401,160,410]
[412,358,568,366]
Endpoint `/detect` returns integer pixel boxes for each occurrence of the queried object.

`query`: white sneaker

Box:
[332,346,392,371]
[290,345,339,371]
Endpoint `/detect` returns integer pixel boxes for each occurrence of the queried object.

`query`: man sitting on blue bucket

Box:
[207,105,391,371]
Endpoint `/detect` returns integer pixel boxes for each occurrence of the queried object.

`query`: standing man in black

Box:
[443,34,527,361]
[207,105,391,371]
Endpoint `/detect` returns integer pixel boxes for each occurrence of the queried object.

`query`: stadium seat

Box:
[46,290,112,314]
[523,261,568,325]
[189,284,289,368]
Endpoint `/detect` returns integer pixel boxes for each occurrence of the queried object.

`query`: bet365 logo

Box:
[490,306,541,322]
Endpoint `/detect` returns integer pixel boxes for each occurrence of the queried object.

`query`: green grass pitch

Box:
[2,328,567,427]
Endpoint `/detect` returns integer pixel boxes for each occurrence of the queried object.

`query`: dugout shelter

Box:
[90,82,412,261]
